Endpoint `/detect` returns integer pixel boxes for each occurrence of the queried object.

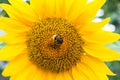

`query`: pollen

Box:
[26,18,85,73]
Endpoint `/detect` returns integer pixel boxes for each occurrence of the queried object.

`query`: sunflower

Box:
[0,0,120,80]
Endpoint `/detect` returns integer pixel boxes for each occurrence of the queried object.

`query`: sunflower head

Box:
[26,17,85,73]
[0,0,120,80]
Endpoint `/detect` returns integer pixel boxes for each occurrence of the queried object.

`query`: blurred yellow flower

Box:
[0,0,120,80]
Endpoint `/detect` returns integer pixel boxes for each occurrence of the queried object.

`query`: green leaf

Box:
[0,43,6,49]
[107,41,120,53]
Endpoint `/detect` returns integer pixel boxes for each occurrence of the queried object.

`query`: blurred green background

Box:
[0,0,120,80]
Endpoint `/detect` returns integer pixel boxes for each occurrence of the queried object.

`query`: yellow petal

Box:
[2,53,30,76]
[30,0,45,18]
[82,30,120,44]
[80,55,110,80]
[31,0,56,18]
[81,55,115,75]
[10,64,37,80]
[64,0,74,17]
[63,72,73,80]
[32,69,46,80]
[78,18,110,34]
[56,72,73,80]
[74,0,106,25]
[56,0,65,18]
[44,0,56,17]
[83,44,120,61]
[8,0,37,22]
[0,4,16,19]
[67,0,87,21]
[0,17,30,33]
[72,66,89,80]
[0,34,26,45]
[77,62,109,80]
[0,44,26,60]
[44,72,57,80]
[56,73,64,80]
[0,4,34,26]
[78,63,99,80]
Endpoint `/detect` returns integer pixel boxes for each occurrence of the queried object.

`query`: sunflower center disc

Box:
[26,18,85,73]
